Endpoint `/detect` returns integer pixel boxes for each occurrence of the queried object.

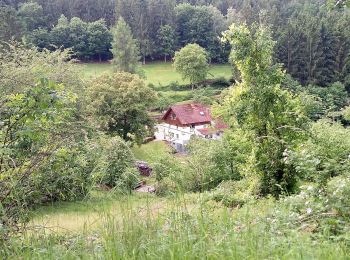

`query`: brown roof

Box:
[197,128,213,136]
[162,103,211,125]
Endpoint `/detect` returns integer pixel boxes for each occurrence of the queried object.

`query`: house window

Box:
[171,113,176,120]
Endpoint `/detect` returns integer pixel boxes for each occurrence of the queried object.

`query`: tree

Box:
[173,43,209,90]
[0,4,24,42]
[110,17,140,73]
[68,17,89,59]
[88,72,157,144]
[17,2,45,32]
[50,14,70,49]
[219,24,307,197]
[87,19,112,62]
[314,24,338,86]
[0,79,87,238]
[156,24,175,62]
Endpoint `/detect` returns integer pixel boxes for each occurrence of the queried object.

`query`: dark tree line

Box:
[1,0,350,88]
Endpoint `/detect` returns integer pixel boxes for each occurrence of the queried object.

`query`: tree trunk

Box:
[164,55,167,63]
[99,54,102,63]
[143,56,146,65]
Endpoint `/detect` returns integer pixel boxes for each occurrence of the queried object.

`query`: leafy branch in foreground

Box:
[0,79,89,240]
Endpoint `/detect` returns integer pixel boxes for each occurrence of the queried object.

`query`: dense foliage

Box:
[1,0,350,256]
[87,72,156,144]
[0,79,88,238]
[90,135,139,192]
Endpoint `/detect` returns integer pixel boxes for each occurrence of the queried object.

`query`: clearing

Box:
[80,62,232,85]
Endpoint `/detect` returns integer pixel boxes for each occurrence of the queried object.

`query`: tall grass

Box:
[2,193,349,259]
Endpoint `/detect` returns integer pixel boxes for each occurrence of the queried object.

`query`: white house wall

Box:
[155,122,222,145]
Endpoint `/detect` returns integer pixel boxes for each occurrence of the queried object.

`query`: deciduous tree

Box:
[88,72,156,144]
[173,43,209,90]
[219,24,307,196]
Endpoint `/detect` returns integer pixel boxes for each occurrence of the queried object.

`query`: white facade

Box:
[155,122,223,152]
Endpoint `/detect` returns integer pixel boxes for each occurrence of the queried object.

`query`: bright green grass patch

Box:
[80,62,232,85]
[132,141,170,163]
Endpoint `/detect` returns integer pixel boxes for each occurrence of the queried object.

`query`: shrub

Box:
[290,119,350,183]
[0,79,90,240]
[91,136,139,192]
[272,173,350,241]
[36,146,92,202]
[210,177,260,207]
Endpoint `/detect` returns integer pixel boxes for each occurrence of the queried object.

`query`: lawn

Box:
[132,141,171,164]
[80,62,232,85]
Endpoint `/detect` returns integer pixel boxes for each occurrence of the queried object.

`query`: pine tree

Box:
[110,17,140,74]
[315,24,338,86]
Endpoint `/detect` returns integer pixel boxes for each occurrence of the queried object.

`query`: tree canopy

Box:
[88,72,156,144]
[173,43,209,89]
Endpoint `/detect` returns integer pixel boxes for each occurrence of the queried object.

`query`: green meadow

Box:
[80,62,232,85]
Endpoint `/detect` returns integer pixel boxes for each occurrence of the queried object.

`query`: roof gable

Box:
[162,103,212,125]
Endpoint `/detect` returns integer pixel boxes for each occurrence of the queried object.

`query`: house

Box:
[154,103,227,152]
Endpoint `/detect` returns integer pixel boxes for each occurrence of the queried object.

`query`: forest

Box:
[1,0,350,259]
[1,0,350,87]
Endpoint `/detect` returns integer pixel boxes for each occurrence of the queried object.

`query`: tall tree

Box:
[314,24,338,86]
[110,17,140,73]
[115,0,151,64]
[156,24,176,62]
[88,72,157,144]
[87,19,112,62]
[219,24,307,196]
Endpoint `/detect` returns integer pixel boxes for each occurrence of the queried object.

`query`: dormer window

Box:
[200,111,205,116]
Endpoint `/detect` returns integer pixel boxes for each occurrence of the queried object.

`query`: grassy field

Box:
[80,62,232,85]
[4,191,347,259]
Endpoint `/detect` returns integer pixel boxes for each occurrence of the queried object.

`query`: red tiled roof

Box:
[213,118,228,129]
[162,103,211,125]
[197,128,213,135]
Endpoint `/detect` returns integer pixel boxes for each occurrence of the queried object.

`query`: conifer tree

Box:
[110,17,140,73]
[315,25,338,86]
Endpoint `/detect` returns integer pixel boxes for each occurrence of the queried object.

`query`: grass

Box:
[4,192,349,259]
[132,141,171,164]
[80,62,232,85]
[80,62,232,105]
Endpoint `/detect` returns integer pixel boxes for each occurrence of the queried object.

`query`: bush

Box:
[290,119,350,183]
[91,135,139,192]
[210,177,260,207]
[0,79,91,240]
[36,146,92,202]
[152,153,186,196]
[272,173,350,241]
